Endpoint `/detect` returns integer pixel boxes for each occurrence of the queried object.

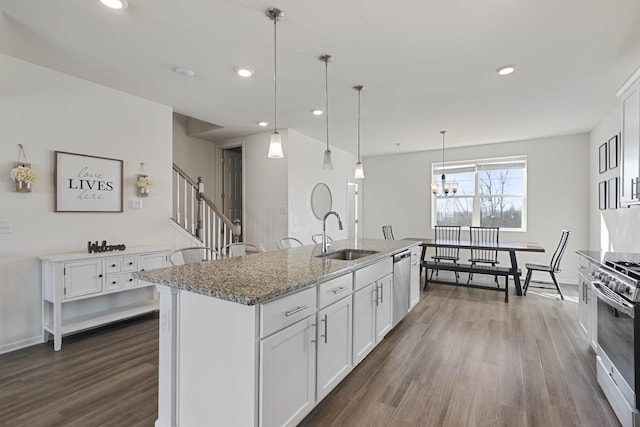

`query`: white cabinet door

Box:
[375,274,393,341]
[587,283,598,351]
[353,283,376,366]
[260,316,316,427]
[63,259,103,299]
[316,296,352,401]
[578,278,589,337]
[140,253,166,271]
[410,261,420,309]
[621,83,640,205]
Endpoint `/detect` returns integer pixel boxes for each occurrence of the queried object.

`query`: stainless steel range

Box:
[592,259,640,427]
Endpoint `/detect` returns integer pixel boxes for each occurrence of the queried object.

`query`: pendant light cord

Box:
[273,18,278,133]
[441,130,446,168]
[325,59,329,151]
[357,89,361,162]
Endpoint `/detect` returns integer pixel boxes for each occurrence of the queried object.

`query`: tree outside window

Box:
[432,157,527,231]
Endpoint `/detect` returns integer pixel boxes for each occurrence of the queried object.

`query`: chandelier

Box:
[431,130,458,196]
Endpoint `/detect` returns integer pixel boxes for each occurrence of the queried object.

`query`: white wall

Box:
[172,113,216,195]
[589,103,640,252]
[362,134,590,283]
[0,54,174,353]
[287,129,358,246]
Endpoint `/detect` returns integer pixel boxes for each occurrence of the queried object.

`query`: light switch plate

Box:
[130,199,143,209]
[0,220,13,233]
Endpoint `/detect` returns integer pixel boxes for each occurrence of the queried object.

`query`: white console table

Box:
[41,246,169,351]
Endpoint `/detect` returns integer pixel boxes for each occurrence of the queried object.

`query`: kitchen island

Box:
[136,238,420,427]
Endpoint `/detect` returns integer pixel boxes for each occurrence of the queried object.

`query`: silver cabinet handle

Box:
[379,283,384,304]
[285,305,308,317]
[310,323,316,344]
[332,286,348,294]
[374,284,379,307]
[320,313,328,344]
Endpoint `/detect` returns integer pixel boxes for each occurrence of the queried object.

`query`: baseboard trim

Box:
[0,335,43,355]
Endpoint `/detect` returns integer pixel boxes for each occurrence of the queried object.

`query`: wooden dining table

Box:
[404,237,545,296]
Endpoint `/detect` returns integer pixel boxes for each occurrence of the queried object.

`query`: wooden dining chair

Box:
[431,225,461,283]
[467,226,500,284]
[275,237,303,249]
[382,225,395,240]
[523,230,571,300]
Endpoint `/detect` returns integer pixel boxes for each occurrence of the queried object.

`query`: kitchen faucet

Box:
[322,211,343,253]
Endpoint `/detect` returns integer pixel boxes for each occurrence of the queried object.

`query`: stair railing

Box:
[172,164,240,250]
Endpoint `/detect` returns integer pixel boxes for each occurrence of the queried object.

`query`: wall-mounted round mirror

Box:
[311,182,332,220]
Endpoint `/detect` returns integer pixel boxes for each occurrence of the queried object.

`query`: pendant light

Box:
[320,54,334,169]
[353,85,365,179]
[267,8,285,159]
[431,130,458,196]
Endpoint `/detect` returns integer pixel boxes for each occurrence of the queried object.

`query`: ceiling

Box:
[1,0,640,156]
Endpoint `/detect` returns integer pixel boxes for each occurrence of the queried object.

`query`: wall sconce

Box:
[10,144,36,193]
[136,162,152,197]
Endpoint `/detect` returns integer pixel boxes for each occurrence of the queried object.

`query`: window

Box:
[432,156,527,231]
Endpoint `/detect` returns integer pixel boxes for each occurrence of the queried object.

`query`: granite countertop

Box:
[135,238,418,305]
[577,249,640,265]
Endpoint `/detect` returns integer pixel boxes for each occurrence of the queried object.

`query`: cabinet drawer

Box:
[122,256,138,272]
[410,246,421,263]
[261,287,316,338]
[105,274,122,291]
[318,273,353,309]
[123,272,137,288]
[105,257,122,274]
[354,258,393,291]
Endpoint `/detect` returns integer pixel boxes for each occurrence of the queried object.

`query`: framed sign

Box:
[55,151,123,212]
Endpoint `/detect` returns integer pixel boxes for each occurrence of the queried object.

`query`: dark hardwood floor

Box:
[0,279,620,427]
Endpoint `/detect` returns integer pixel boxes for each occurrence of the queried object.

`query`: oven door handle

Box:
[591,282,635,318]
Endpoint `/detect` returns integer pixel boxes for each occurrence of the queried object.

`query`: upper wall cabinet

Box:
[618,67,640,205]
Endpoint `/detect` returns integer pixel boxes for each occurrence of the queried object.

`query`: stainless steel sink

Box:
[316,249,379,261]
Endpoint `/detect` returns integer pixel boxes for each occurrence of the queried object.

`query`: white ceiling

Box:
[1,0,640,156]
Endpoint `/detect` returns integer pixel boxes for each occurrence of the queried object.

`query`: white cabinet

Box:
[63,259,103,299]
[260,315,316,427]
[353,259,393,366]
[619,70,640,205]
[409,245,421,309]
[41,247,169,351]
[316,295,352,401]
[578,256,597,351]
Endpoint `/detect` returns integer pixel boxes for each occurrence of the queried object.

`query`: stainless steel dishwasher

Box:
[392,250,411,327]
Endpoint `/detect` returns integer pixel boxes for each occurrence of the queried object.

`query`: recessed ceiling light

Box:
[257,121,269,127]
[236,68,254,77]
[100,0,128,9]
[312,109,323,116]
[175,67,195,77]
[497,65,516,76]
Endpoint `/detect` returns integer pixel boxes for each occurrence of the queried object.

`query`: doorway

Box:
[221,147,243,228]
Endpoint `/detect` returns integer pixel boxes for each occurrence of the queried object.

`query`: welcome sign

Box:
[55,151,123,212]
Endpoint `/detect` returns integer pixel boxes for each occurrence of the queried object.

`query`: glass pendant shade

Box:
[268,132,284,158]
[322,149,334,169]
[267,132,284,159]
[354,161,365,179]
[431,182,438,194]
